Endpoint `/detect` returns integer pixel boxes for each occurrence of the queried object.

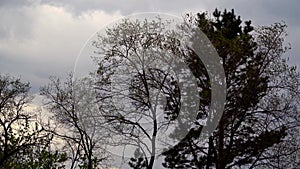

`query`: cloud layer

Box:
[0,3,121,91]
[0,0,299,92]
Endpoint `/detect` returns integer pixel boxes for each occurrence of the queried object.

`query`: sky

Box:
[0,1,299,168]
[0,0,299,93]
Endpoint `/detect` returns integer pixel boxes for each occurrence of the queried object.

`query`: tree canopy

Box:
[0,75,67,168]
[1,8,299,169]
[162,9,300,169]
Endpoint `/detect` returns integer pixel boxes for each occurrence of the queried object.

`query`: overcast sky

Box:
[0,0,299,93]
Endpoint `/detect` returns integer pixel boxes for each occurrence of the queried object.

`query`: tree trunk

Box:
[217,116,225,169]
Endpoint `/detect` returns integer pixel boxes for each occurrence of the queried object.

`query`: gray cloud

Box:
[39,0,205,15]
[0,3,121,92]
[0,0,299,93]
[0,0,31,8]
[261,0,300,25]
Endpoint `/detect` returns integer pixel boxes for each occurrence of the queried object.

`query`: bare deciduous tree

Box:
[0,75,53,168]
[41,74,108,169]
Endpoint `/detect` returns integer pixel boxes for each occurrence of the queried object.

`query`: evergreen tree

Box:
[162,9,300,169]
